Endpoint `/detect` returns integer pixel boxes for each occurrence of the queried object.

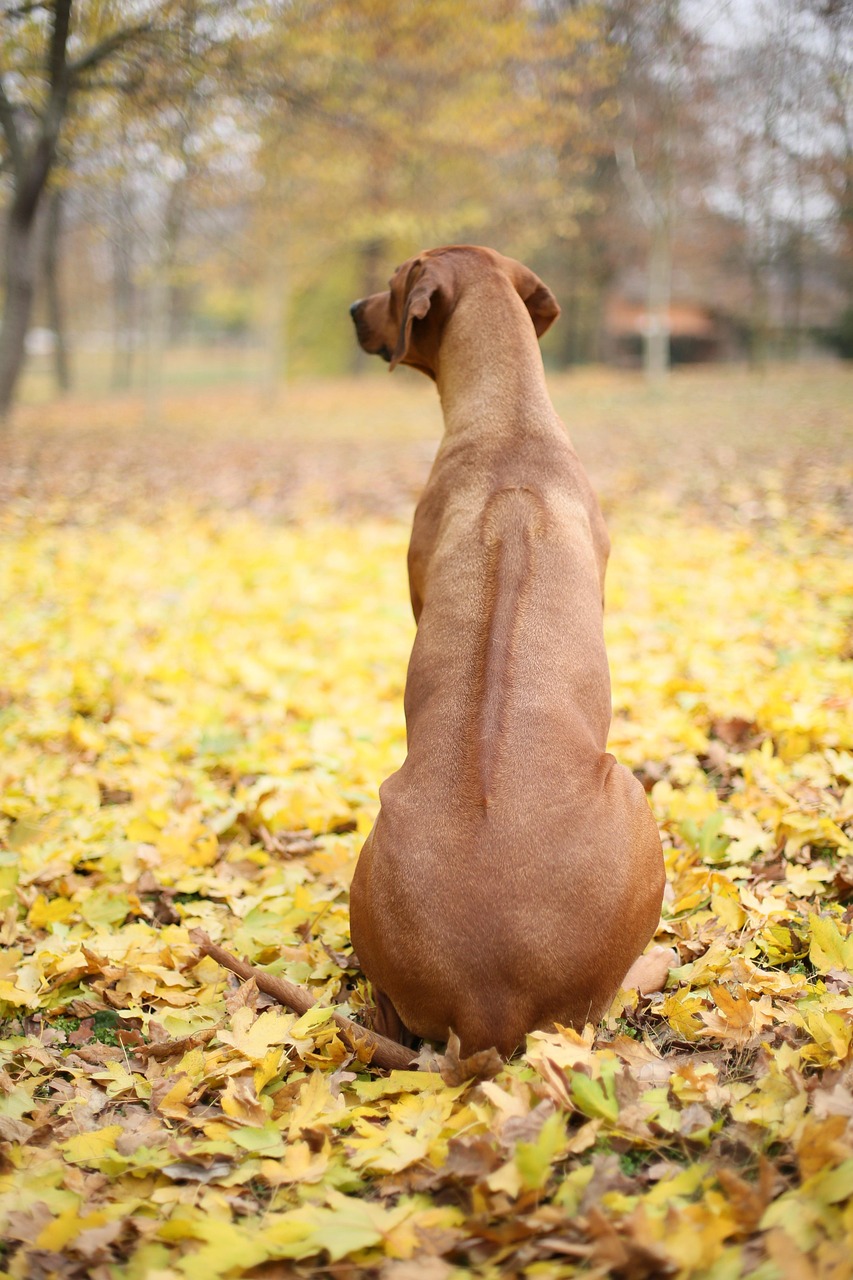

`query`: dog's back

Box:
[349,247,665,1057]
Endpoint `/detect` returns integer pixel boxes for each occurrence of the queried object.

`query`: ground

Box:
[1,365,852,1279]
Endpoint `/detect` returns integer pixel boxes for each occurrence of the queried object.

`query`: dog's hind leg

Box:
[371,986,419,1048]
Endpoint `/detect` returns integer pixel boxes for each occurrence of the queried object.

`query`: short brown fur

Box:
[349,246,665,1058]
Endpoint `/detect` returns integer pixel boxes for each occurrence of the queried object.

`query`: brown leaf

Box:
[717,1159,775,1232]
[73,1219,124,1263]
[679,1103,713,1138]
[585,1206,676,1279]
[162,1158,234,1183]
[438,1031,502,1086]
[501,1100,557,1147]
[441,1135,502,1182]
[67,1018,95,1047]
[764,1228,820,1280]
[243,1265,303,1280]
[0,1114,34,1142]
[3,1205,54,1244]
[133,1029,219,1059]
[833,858,853,902]
[98,784,133,806]
[225,976,260,1016]
[795,1115,852,1180]
[811,1081,853,1119]
[710,716,758,747]
[580,1155,639,1215]
[66,1044,125,1066]
[322,942,359,971]
[114,1108,167,1156]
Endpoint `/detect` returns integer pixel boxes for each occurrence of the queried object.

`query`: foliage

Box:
[0,369,852,1277]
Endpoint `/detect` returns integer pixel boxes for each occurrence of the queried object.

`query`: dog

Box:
[349,246,665,1057]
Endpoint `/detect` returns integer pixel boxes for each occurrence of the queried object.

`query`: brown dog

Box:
[349,246,665,1058]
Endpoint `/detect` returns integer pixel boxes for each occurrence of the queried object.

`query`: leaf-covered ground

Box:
[1,368,853,1279]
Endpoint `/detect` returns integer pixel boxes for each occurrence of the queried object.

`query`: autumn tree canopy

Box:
[0,0,851,408]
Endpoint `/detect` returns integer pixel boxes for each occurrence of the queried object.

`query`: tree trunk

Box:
[748,255,769,371]
[110,179,136,390]
[112,261,135,391]
[144,185,186,425]
[645,220,672,379]
[143,273,170,426]
[0,204,40,420]
[260,236,289,406]
[43,185,71,393]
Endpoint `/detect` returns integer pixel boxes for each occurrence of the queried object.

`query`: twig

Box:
[191,931,420,1072]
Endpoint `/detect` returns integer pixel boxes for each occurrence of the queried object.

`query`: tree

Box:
[607,0,713,378]
[247,0,615,384]
[797,0,853,348]
[0,0,151,420]
[704,0,851,362]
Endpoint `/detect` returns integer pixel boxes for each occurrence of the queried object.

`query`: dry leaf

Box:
[438,1031,503,1086]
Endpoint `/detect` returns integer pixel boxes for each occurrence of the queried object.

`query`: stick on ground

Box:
[192,930,419,1072]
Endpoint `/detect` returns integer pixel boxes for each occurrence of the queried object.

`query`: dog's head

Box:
[349,246,559,380]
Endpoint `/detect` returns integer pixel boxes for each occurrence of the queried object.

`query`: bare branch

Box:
[67,21,153,82]
[1,1,50,18]
[47,0,72,98]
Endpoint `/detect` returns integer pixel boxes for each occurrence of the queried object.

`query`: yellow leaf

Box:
[36,1207,109,1252]
[287,1069,346,1140]
[710,879,747,931]
[799,1009,853,1067]
[221,1075,269,1126]
[156,1074,195,1118]
[809,914,853,976]
[27,893,76,927]
[254,1046,284,1093]
[218,1006,295,1063]
[260,1138,331,1186]
[660,991,705,1041]
[126,815,162,842]
[0,979,40,1009]
[60,1125,124,1166]
[291,1003,337,1037]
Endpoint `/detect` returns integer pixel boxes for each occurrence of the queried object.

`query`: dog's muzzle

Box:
[350,299,392,362]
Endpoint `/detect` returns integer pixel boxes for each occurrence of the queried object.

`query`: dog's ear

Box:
[513,265,560,338]
[389,260,443,370]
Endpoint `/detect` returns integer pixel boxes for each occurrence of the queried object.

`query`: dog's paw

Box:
[622,946,678,995]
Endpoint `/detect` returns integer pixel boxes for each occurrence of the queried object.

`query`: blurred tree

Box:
[41,179,70,391]
[0,0,153,419]
[513,1,622,365]
[798,0,853,351]
[607,0,713,378]
[706,0,852,362]
[127,0,254,419]
[4,0,847,400]
[248,0,615,384]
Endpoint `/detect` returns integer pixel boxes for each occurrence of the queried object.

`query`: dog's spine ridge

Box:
[477,487,544,803]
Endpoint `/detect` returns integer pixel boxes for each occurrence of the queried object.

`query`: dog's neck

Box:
[435,282,555,437]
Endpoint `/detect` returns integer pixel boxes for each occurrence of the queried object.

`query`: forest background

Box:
[1,0,852,412]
